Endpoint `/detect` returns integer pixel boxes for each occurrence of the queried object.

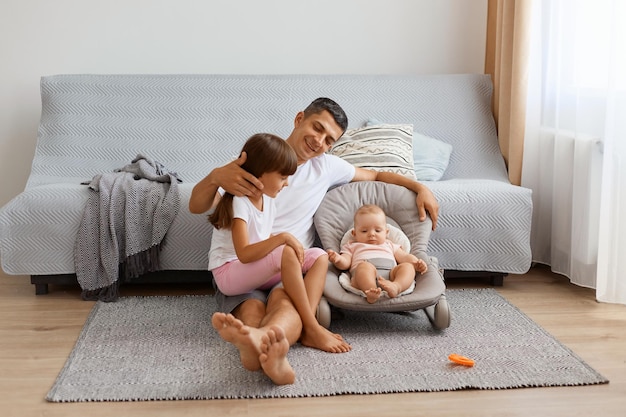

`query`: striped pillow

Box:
[329,124,417,180]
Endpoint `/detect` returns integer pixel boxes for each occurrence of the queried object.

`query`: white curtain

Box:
[523,0,626,304]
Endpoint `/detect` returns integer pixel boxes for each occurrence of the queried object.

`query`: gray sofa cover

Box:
[0,74,532,293]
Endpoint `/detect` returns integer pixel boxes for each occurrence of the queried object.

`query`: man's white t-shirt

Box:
[272,153,355,248]
[208,194,275,270]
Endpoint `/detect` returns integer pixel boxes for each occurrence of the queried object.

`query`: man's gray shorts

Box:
[213,278,282,313]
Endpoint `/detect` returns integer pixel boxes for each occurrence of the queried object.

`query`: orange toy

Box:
[448,354,475,367]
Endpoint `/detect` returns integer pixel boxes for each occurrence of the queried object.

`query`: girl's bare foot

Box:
[300,323,351,353]
[211,312,264,371]
[377,277,401,298]
[259,325,295,385]
[365,287,382,303]
[416,259,428,274]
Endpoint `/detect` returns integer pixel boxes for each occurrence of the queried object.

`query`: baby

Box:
[326,204,428,303]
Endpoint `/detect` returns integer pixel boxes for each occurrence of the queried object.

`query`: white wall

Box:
[0,0,487,207]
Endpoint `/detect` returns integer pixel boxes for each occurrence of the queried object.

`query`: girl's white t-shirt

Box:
[208,194,275,270]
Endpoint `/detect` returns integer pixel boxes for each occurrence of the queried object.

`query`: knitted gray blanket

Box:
[75,155,181,301]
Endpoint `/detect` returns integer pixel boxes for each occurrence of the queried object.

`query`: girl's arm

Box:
[232,218,302,264]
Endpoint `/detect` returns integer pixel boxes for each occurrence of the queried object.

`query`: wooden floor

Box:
[1,265,625,417]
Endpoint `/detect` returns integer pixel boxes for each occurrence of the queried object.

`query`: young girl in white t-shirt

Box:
[208,133,325,296]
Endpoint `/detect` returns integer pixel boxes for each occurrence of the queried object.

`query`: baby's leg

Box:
[352,262,381,303]
[379,263,415,298]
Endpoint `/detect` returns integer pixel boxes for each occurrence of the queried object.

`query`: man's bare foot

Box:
[300,323,351,353]
[211,312,264,371]
[365,287,382,303]
[259,325,295,385]
[377,277,401,298]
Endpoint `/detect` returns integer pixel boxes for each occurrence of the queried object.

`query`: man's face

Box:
[287,110,344,164]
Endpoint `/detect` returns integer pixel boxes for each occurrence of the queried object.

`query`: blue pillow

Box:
[366,119,452,181]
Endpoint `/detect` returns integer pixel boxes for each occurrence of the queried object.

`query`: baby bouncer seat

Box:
[313,181,451,330]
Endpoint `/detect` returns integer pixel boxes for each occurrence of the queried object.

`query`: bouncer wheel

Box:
[424,294,451,330]
[316,296,332,329]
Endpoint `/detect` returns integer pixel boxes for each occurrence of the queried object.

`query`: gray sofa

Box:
[0,74,533,294]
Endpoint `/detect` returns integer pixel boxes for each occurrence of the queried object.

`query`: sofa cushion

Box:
[329,124,417,180]
[365,119,452,181]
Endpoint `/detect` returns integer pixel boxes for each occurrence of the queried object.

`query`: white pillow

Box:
[329,124,417,180]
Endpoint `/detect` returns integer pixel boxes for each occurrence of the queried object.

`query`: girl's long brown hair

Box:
[208,133,297,230]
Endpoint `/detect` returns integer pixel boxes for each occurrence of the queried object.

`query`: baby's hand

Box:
[414,258,428,274]
[326,249,340,264]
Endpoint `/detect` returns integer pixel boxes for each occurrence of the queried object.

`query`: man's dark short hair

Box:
[303,97,349,133]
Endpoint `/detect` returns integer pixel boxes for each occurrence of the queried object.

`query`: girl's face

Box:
[352,212,389,245]
[258,171,290,198]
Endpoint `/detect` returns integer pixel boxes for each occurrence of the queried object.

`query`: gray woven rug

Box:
[46,289,608,402]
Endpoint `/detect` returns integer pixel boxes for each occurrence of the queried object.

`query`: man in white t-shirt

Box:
[189,98,439,384]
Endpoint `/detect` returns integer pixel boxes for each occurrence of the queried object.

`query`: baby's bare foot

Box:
[259,325,295,385]
[377,277,401,298]
[365,287,382,303]
[211,312,263,371]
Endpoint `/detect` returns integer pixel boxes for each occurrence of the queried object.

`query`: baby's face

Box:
[352,212,389,245]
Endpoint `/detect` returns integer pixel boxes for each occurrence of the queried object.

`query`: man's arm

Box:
[189,152,264,214]
[351,167,439,230]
